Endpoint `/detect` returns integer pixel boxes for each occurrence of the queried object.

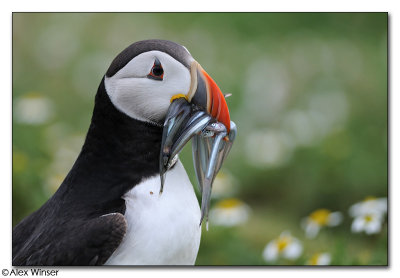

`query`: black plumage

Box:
[106,39,192,77]
[12,78,163,265]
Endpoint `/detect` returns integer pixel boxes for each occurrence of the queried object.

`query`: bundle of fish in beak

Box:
[160,97,237,228]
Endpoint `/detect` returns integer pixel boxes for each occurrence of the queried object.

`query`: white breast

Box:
[105,160,202,265]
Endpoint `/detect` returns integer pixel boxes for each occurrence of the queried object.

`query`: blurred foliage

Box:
[12,13,387,265]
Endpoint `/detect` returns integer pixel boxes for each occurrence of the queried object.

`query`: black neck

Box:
[57,77,163,209]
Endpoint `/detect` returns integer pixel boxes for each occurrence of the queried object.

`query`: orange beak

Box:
[200,69,231,132]
[186,62,231,132]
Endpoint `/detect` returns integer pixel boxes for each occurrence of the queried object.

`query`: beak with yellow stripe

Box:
[160,61,237,227]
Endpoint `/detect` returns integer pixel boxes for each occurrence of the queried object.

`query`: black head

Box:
[106,39,193,77]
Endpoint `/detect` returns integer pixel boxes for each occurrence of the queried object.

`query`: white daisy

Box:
[14,93,54,125]
[349,196,387,235]
[351,213,384,235]
[306,252,331,265]
[209,198,250,227]
[262,231,303,262]
[301,209,343,238]
[349,196,387,218]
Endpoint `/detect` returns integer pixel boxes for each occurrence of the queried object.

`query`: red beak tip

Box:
[201,69,231,133]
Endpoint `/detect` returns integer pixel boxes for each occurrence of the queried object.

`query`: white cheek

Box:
[104,55,191,124]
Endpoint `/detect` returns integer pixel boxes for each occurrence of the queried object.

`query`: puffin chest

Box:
[105,161,202,265]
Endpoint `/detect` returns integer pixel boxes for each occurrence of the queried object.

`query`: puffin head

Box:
[104,39,230,129]
[104,40,237,225]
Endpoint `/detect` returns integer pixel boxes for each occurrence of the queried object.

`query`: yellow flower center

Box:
[309,209,331,225]
[309,253,320,265]
[216,198,243,209]
[364,196,377,201]
[276,236,292,252]
[364,214,373,223]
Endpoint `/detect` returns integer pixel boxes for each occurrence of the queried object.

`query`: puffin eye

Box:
[147,58,164,81]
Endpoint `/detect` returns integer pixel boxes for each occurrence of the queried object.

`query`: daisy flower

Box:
[306,252,331,265]
[209,198,250,227]
[262,231,303,262]
[14,93,54,125]
[349,196,387,218]
[351,213,384,235]
[349,196,387,235]
[301,209,343,238]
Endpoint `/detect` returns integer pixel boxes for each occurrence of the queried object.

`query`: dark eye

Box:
[152,65,164,76]
[147,58,164,80]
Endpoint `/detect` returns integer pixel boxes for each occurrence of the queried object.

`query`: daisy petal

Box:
[327,212,343,227]
[304,221,320,239]
[351,217,365,233]
[262,241,279,262]
[283,239,303,260]
[317,253,331,265]
[365,219,382,234]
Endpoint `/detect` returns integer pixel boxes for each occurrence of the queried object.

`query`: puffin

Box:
[12,39,237,266]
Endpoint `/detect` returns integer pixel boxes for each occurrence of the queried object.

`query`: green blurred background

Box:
[12,13,388,265]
